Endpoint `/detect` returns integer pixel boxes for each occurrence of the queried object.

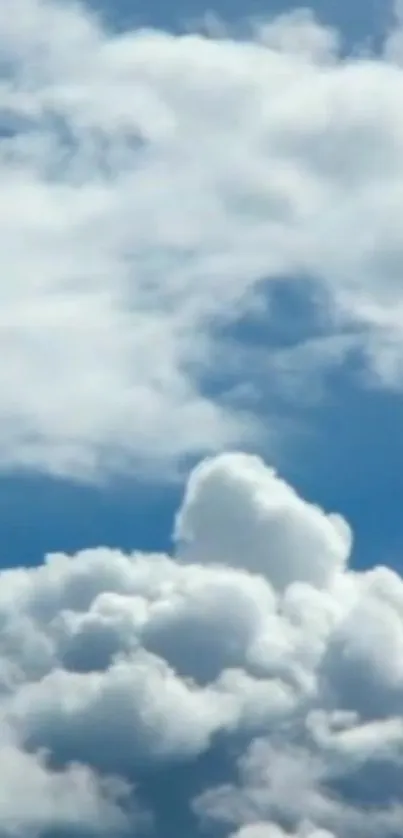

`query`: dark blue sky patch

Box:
[284,349,403,571]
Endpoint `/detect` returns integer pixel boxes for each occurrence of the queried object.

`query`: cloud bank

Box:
[3,0,403,477]
[2,452,403,836]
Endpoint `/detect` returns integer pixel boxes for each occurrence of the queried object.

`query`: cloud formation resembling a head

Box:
[2,452,403,837]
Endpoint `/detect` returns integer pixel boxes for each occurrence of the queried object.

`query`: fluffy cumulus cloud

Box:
[2,452,403,836]
[4,2,403,835]
[3,0,403,477]
[175,453,351,589]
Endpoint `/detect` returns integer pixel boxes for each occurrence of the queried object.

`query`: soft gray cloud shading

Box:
[2,452,403,835]
[0,733,133,837]
[3,0,403,477]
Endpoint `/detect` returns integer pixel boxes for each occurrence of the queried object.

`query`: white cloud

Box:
[232,825,335,838]
[175,452,351,590]
[3,0,403,477]
[0,730,133,838]
[2,452,403,835]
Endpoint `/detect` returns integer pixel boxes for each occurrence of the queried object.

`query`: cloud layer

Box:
[2,451,403,836]
[3,0,403,477]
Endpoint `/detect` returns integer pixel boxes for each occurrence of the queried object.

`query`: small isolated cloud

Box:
[3,0,403,477]
[2,452,403,836]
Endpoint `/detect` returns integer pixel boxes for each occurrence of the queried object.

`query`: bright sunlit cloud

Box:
[2,0,403,479]
[2,452,403,837]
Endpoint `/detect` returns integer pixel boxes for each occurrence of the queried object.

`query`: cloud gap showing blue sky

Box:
[3,1,403,837]
[86,0,393,46]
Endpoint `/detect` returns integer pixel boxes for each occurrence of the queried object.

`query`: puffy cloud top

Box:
[175,453,351,590]
[175,454,351,590]
[3,1,403,836]
[1,452,403,837]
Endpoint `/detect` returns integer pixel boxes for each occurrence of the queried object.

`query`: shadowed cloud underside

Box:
[1,453,403,837]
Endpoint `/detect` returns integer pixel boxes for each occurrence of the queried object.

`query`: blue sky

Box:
[0,0,397,576]
[89,0,392,44]
[3,1,403,837]
[3,284,403,574]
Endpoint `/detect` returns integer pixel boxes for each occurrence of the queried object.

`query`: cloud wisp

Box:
[3,1,403,477]
[1,452,403,836]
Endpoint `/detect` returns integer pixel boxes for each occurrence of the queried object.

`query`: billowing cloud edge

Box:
[3,0,403,478]
[2,452,403,836]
